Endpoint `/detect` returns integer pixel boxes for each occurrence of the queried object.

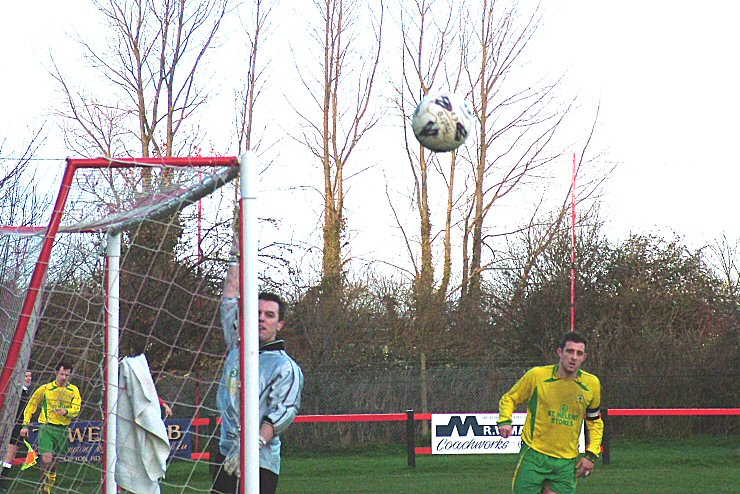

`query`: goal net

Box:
[0,155,260,494]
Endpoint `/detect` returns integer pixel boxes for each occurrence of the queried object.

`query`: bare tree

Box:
[235,0,279,154]
[390,0,468,431]
[44,0,236,385]
[292,0,384,291]
[0,131,48,226]
[0,131,50,459]
[395,0,461,305]
[52,0,230,159]
[708,235,740,299]
[46,0,234,262]
[459,0,604,314]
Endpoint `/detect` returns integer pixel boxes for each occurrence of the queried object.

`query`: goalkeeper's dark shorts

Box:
[211,448,279,494]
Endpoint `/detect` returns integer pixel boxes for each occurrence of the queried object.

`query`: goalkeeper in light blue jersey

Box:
[213,242,303,494]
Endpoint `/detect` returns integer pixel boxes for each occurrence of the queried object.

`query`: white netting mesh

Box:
[0,157,238,493]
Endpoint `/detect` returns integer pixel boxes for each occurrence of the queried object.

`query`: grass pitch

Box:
[4,435,737,493]
[276,435,738,494]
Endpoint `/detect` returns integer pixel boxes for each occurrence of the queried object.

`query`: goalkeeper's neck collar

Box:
[260,340,285,352]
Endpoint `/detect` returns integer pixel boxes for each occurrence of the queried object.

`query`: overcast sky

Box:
[538,1,739,246]
[1,0,738,253]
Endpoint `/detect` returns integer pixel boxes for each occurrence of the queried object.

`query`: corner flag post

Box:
[570,152,577,332]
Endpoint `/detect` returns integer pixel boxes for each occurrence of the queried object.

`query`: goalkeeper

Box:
[212,241,304,494]
[497,331,603,494]
[21,362,82,494]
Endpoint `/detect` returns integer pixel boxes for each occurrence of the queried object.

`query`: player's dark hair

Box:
[56,360,73,372]
[559,331,587,350]
[259,292,286,321]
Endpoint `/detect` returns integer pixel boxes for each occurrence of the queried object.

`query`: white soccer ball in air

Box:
[411,91,474,152]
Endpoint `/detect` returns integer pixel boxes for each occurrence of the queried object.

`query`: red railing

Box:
[605,408,739,416]
[12,408,735,466]
[598,407,740,464]
[184,408,740,465]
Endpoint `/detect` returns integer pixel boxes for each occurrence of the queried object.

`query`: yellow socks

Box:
[42,472,57,494]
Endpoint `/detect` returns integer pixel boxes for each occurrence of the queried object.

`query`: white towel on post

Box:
[115,354,170,494]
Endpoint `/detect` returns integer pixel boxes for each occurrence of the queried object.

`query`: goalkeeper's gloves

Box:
[222,437,267,477]
[223,452,240,477]
[228,242,240,265]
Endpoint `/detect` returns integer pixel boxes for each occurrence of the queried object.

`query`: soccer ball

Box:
[411,91,474,152]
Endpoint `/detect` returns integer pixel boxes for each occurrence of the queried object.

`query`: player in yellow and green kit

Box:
[21,361,82,494]
[497,332,603,494]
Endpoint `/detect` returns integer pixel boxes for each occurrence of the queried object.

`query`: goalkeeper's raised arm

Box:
[219,241,241,352]
[223,241,240,299]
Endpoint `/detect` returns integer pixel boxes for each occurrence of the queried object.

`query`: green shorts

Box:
[38,424,70,456]
[512,443,577,494]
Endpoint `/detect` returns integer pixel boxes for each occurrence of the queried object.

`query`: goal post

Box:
[239,152,260,494]
[0,156,240,408]
[104,231,121,494]
[0,153,262,494]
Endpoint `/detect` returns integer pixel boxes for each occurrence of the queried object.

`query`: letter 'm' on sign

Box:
[435,415,485,437]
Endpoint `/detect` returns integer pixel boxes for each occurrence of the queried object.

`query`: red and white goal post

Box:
[0,154,262,494]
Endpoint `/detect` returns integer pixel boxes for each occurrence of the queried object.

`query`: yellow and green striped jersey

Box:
[498,364,603,460]
[23,381,82,427]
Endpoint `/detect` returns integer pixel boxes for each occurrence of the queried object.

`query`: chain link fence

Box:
[156,362,738,453]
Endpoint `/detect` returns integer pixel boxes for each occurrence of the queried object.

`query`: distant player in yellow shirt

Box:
[21,362,82,494]
[498,332,603,494]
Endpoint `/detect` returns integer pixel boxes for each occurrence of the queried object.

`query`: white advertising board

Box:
[431,413,585,455]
